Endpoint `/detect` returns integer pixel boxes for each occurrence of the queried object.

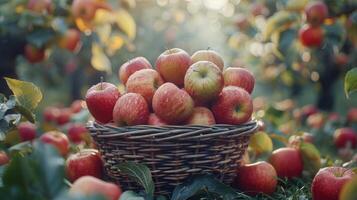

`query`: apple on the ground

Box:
[0,151,9,166]
[312,167,354,200]
[333,128,357,149]
[66,149,103,182]
[40,131,70,156]
[269,147,303,178]
[18,122,37,141]
[233,161,277,196]
[67,123,88,144]
[156,48,192,86]
[85,82,120,124]
[69,176,122,200]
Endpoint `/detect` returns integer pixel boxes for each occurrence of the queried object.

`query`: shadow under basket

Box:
[87,121,258,195]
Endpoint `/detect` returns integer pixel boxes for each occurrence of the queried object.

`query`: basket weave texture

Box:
[87,120,258,195]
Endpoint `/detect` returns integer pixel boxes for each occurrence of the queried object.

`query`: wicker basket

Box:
[87,121,258,195]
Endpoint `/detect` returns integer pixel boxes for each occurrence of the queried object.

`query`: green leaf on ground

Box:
[117,162,155,197]
[344,68,357,98]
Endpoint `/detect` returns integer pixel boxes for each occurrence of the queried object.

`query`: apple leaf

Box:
[4,77,42,112]
[344,68,357,98]
[115,9,136,40]
[119,191,145,200]
[171,174,240,200]
[117,162,155,197]
[91,43,112,73]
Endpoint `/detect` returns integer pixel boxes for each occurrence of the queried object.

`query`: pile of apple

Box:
[85,48,255,127]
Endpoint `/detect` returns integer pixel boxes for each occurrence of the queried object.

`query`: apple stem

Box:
[100,76,104,90]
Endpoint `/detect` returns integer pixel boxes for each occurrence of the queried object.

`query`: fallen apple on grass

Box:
[40,131,70,156]
[0,151,9,166]
[333,128,357,149]
[269,147,303,178]
[66,149,103,182]
[67,123,88,144]
[312,167,354,200]
[233,161,277,196]
[69,176,122,200]
[18,122,37,141]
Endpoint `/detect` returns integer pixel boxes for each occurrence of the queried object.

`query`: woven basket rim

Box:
[87,120,258,142]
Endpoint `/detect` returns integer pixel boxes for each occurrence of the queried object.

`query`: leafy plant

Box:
[345,68,357,98]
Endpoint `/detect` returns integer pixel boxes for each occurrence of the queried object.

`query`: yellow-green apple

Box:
[340,176,357,200]
[71,0,111,21]
[156,48,192,86]
[59,29,81,52]
[305,1,328,26]
[184,61,223,103]
[312,167,354,200]
[0,151,9,166]
[113,93,149,126]
[211,86,253,125]
[56,108,72,125]
[223,67,255,94]
[152,83,194,124]
[269,147,303,178]
[147,113,168,126]
[27,0,52,13]
[347,108,357,123]
[67,123,88,144]
[233,161,277,196]
[185,107,215,125]
[191,50,224,71]
[69,176,122,200]
[24,44,45,63]
[249,131,273,155]
[70,100,84,113]
[307,113,325,129]
[333,128,357,149]
[299,25,324,47]
[119,57,152,85]
[40,131,70,156]
[66,149,103,182]
[300,142,321,175]
[18,122,37,141]
[85,82,120,124]
[126,69,164,105]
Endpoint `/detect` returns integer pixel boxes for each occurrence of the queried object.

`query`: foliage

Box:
[345,68,357,98]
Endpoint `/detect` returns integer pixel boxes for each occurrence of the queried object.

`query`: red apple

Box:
[211,86,253,125]
[27,0,52,13]
[24,44,45,63]
[347,108,357,123]
[301,104,318,117]
[67,123,88,144]
[85,82,120,124]
[147,113,168,126]
[191,50,224,71]
[40,131,70,156]
[119,57,152,85]
[299,25,324,47]
[66,149,103,182]
[113,93,149,126]
[184,61,223,103]
[43,106,61,122]
[71,0,111,21]
[71,100,84,113]
[328,112,340,122]
[0,151,9,166]
[312,167,354,200]
[18,122,37,141]
[69,176,122,200]
[156,48,192,86]
[223,67,255,94]
[307,113,325,129]
[152,83,194,124]
[59,29,81,52]
[333,128,357,149]
[185,107,215,125]
[305,1,328,26]
[126,69,164,105]
[269,147,303,178]
[56,108,72,125]
[233,161,277,196]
